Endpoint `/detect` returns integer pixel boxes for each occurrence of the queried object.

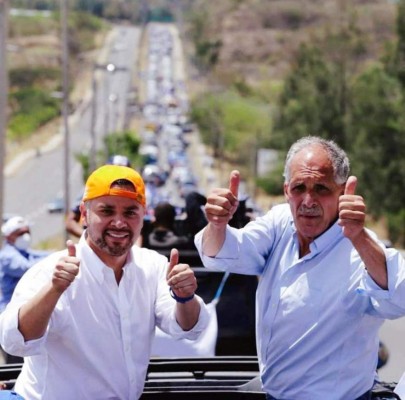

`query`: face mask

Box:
[14,233,31,251]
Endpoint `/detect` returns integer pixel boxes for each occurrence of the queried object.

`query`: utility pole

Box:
[0,0,9,247]
[89,74,97,172]
[60,0,70,243]
[140,0,149,26]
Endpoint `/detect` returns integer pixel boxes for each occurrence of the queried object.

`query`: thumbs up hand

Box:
[52,240,80,294]
[205,170,240,227]
[338,176,366,241]
[166,248,197,299]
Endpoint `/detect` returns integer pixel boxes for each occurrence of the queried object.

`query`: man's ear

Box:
[284,182,289,201]
[79,202,87,224]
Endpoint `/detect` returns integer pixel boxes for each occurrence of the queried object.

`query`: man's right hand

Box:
[205,170,240,228]
[202,170,240,257]
[18,240,80,341]
[52,240,80,293]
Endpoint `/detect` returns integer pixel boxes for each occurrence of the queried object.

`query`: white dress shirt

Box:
[195,203,405,400]
[0,236,209,400]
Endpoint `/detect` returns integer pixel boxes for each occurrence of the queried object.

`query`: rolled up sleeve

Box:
[0,303,48,357]
[166,295,210,341]
[359,248,405,318]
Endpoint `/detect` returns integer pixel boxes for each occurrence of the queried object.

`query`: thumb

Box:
[344,176,357,196]
[167,248,179,276]
[229,170,240,198]
[66,240,76,257]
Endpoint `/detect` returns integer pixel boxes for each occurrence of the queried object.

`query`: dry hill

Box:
[184,0,398,84]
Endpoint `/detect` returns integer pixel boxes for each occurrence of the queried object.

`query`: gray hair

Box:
[283,136,350,184]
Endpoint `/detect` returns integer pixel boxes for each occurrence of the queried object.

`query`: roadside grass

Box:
[6,12,109,155]
[9,15,57,38]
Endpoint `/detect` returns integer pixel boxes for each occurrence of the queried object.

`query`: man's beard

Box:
[95,231,134,256]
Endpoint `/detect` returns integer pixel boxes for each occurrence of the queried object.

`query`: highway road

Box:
[4,25,141,247]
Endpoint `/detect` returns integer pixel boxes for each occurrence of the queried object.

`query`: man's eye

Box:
[101,209,114,216]
[125,210,138,217]
[316,185,330,194]
[291,184,305,193]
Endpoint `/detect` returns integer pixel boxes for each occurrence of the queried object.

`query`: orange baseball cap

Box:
[82,165,146,206]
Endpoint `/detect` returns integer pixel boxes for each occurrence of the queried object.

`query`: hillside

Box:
[5,12,109,165]
[183,0,398,85]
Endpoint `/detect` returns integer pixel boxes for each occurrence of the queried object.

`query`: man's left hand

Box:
[166,248,197,298]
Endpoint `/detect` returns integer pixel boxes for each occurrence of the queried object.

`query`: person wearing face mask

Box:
[0,217,49,363]
[0,216,49,312]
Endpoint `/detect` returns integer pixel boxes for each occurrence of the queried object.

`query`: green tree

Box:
[395,0,405,88]
[103,130,142,167]
[272,44,344,149]
[190,92,225,158]
[348,65,405,219]
[76,130,142,182]
[8,88,60,140]
[187,7,221,71]
[191,90,271,166]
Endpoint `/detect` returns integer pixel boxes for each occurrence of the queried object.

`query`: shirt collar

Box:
[290,218,343,259]
[78,235,135,284]
[309,220,342,256]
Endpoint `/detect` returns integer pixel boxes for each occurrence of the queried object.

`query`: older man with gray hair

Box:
[195,136,405,400]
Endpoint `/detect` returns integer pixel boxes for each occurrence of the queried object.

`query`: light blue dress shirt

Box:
[195,203,405,400]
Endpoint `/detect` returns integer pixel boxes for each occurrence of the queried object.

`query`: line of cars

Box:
[138,23,200,217]
[138,22,258,360]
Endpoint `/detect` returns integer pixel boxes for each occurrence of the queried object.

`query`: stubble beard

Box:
[95,231,134,257]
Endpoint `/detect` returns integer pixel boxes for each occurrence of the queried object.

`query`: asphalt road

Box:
[4,25,141,247]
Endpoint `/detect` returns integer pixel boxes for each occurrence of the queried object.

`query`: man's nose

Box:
[110,216,127,228]
[302,192,317,207]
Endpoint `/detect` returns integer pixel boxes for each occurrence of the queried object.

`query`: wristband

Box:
[170,288,195,304]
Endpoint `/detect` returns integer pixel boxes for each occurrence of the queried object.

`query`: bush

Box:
[104,130,141,162]
[76,130,143,181]
[8,106,59,140]
[67,12,108,54]
[8,88,60,140]
[191,89,271,165]
[9,67,60,88]
[256,162,285,196]
[9,87,59,113]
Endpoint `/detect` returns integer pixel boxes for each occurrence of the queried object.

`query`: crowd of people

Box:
[0,137,405,399]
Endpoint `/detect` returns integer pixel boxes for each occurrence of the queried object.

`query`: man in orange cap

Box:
[0,165,209,400]
[65,154,133,239]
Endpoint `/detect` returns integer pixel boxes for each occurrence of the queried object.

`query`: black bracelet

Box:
[170,288,195,304]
